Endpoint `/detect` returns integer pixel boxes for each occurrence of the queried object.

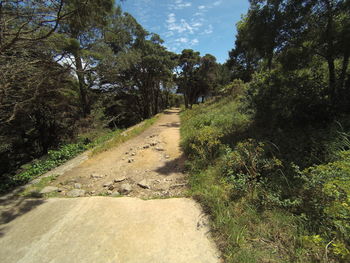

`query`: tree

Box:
[196,54,219,101]
[0,0,68,53]
[176,49,201,108]
[227,18,260,82]
[0,42,79,176]
[57,0,114,116]
[176,50,219,108]
[96,13,177,121]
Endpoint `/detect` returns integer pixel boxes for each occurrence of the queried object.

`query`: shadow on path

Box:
[159,122,180,128]
[155,154,186,176]
[0,191,45,237]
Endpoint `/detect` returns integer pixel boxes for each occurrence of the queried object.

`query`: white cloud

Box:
[192,22,203,28]
[198,5,206,10]
[168,18,193,33]
[166,13,176,23]
[213,1,222,6]
[176,37,189,43]
[169,0,192,10]
[203,24,214,34]
[166,13,203,35]
[164,31,174,37]
[190,39,199,45]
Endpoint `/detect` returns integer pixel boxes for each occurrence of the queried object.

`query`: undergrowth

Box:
[181,97,350,262]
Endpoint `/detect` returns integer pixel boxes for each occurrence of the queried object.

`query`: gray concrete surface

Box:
[0,197,220,263]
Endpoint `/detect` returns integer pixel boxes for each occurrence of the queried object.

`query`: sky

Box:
[119,0,250,63]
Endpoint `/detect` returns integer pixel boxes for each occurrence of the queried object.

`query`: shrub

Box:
[220,79,247,99]
[299,150,350,261]
[221,139,282,199]
[248,68,329,128]
[188,126,224,162]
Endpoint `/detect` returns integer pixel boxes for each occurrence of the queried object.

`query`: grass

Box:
[180,98,315,262]
[188,166,309,262]
[20,174,59,198]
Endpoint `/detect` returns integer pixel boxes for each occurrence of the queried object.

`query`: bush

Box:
[221,139,282,197]
[220,79,247,99]
[181,97,250,168]
[298,150,350,261]
[248,68,330,128]
[12,142,87,185]
[181,95,350,262]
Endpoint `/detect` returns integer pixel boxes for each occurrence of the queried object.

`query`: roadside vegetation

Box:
[182,95,350,262]
[180,0,350,262]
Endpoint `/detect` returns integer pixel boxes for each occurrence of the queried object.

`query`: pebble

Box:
[67,189,85,197]
[103,181,113,187]
[91,173,104,179]
[74,183,82,189]
[119,183,132,194]
[111,191,120,197]
[138,179,151,189]
[40,186,59,194]
[114,176,127,183]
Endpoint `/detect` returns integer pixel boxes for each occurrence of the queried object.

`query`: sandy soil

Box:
[48,108,187,198]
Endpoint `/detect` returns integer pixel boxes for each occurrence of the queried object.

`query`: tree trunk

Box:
[340,52,349,90]
[73,53,90,117]
[154,83,159,114]
[0,2,3,47]
[327,57,336,102]
[325,0,336,104]
[184,93,189,109]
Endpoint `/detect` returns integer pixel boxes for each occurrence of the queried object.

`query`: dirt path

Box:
[49,108,187,198]
[0,109,221,263]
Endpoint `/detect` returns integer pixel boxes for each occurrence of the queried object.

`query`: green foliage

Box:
[176,49,220,108]
[11,143,87,186]
[248,67,329,127]
[219,79,247,98]
[181,95,350,262]
[180,97,250,167]
[0,126,125,193]
[1,2,178,185]
[221,139,282,196]
[297,151,350,260]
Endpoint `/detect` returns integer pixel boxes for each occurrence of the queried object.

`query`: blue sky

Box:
[119,0,250,63]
